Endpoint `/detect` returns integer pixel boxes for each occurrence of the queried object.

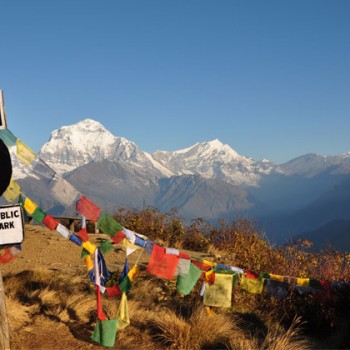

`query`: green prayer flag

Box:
[119,276,132,293]
[176,263,202,295]
[97,213,123,236]
[91,318,118,347]
[81,248,90,258]
[31,206,46,224]
[99,239,114,255]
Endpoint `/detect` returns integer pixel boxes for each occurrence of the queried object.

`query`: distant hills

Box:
[11,118,350,250]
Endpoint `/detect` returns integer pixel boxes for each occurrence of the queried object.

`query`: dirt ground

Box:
[1,224,149,276]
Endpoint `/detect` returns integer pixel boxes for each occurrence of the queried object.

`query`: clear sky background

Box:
[1,0,349,164]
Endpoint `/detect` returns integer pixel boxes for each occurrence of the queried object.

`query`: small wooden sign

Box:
[0,204,24,247]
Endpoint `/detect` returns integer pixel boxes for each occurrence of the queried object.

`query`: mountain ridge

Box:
[8,118,350,247]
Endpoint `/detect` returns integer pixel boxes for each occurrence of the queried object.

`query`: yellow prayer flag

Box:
[24,197,37,215]
[82,241,96,255]
[269,274,285,283]
[16,139,36,165]
[203,273,233,308]
[240,275,265,294]
[203,259,217,267]
[122,238,141,250]
[85,255,93,271]
[205,269,215,283]
[117,292,130,330]
[3,178,21,202]
[296,278,310,287]
[127,265,139,282]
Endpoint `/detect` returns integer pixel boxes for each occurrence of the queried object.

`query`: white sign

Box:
[0,204,24,246]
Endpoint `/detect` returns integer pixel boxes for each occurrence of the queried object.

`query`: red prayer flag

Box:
[179,252,191,259]
[106,285,122,298]
[76,195,101,222]
[43,214,59,231]
[147,244,180,280]
[191,259,212,272]
[244,269,259,279]
[77,228,89,242]
[0,248,16,264]
[111,231,126,244]
[96,285,107,321]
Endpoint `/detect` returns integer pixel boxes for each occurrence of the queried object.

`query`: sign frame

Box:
[0,204,25,247]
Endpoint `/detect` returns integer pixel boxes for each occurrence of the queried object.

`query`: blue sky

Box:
[1,0,349,164]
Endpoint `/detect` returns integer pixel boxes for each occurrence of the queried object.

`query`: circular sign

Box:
[0,139,12,196]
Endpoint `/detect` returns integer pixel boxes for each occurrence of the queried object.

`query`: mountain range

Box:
[10,119,350,249]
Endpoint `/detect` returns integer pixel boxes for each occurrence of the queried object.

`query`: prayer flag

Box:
[119,259,129,283]
[204,274,233,308]
[97,213,123,236]
[266,279,289,299]
[69,233,82,246]
[240,275,265,294]
[0,128,17,147]
[296,278,310,287]
[23,197,37,215]
[269,274,285,283]
[76,195,101,221]
[106,285,121,298]
[0,247,17,264]
[117,292,130,330]
[43,214,59,231]
[31,158,56,181]
[77,227,89,242]
[56,223,70,239]
[119,265,139,293]
[123,238,141,256]
[127,264,139,282]
[16,139,36,165]
[81,248,89,258]
[176,263,202,295]
[166,248,179,255]
[122,228,136,243]
[83,241,96,255]
[3,178,21,202]
[144,239,154,255]
[175,258,191,277]
[31,206,46,224]
[49,175,79,207]
[191,258,212,272]
[147,244,179,280]
[85,255,93,271]
[205,270,216,284]
[244,270,259,279]
[91,319,118,348]
[111,231,125,244]
[99,240,114,255]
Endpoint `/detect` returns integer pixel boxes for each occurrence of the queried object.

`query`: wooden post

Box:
[0,270,10,350]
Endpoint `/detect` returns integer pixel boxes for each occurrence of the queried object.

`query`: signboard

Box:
[0,204,24,246]
[0,90,8,130]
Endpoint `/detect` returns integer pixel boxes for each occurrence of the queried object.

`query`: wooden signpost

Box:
[0,90,23,350]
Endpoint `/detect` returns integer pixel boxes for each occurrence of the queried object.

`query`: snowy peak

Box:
[172,139,240,160]
[39,119,171,177]
[152,139,273,186]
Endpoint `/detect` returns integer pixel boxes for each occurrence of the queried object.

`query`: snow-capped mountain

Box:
[36,119,273,186]
[152,139,274,186]
[39,119,173,177]
[276,152,350,177]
